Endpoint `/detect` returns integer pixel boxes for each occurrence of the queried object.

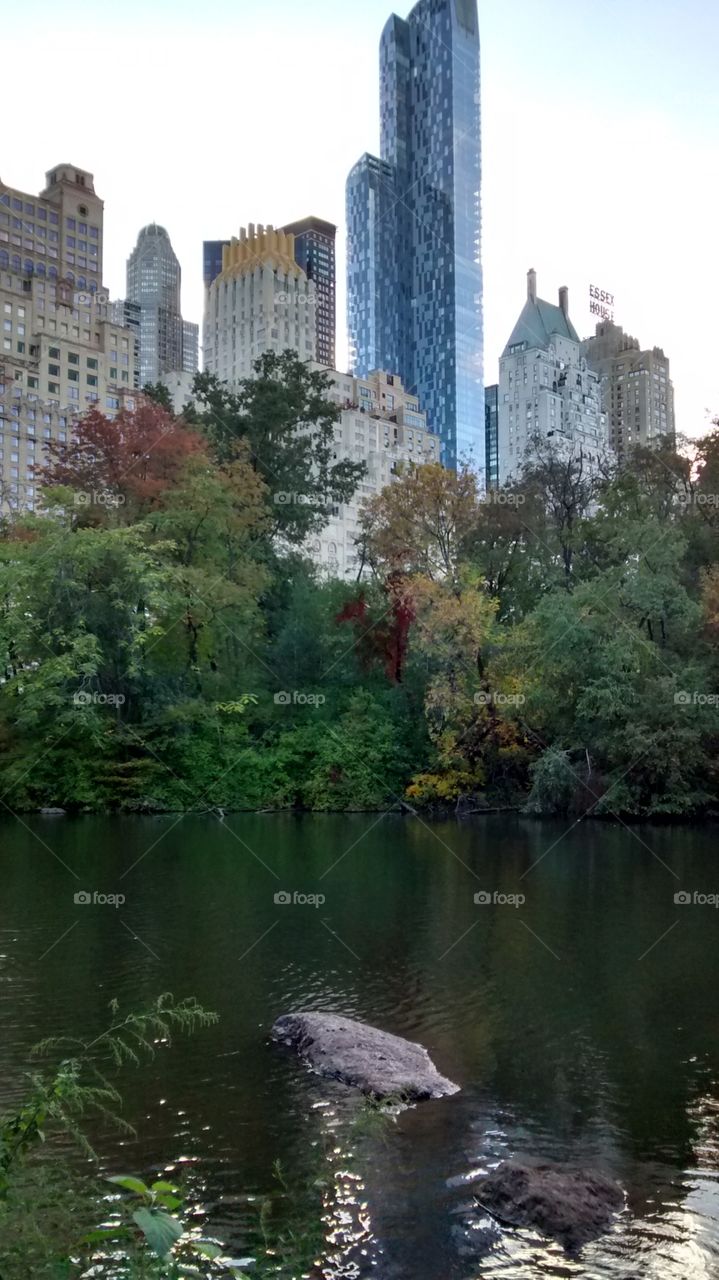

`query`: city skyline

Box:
[3,0,717,438]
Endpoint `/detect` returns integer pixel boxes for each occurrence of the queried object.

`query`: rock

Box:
[38,807,66,815]
[271,1011,459,1101]
[473,1160,624,1253]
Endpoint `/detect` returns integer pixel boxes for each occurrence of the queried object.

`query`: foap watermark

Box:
[481,490,526,507]
[274,890,326,908]
[675,890,719,908]
[74,691,126,707]
[74,890,126,908]
[474,890,526,908]
[474,691,526,708]
[674,691,719,707]
[276,291,317,306]
[73,291,110,308]
[74,490,126,509]
[677,492,719,509]
[274,690,326,707]
[274,491,322,507]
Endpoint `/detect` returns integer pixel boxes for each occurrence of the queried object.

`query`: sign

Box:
[589,284,615,322]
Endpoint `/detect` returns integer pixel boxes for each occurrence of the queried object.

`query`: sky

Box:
[3,0,718,436]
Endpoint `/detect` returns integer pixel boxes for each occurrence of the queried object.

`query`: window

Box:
[68,352,79,364]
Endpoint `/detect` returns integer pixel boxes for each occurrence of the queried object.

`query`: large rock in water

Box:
[474,1161,624,1253]
[271,1012,459,1101]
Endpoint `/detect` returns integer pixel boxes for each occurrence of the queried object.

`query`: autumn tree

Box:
[39,402,206,520]
[357,462,480,583]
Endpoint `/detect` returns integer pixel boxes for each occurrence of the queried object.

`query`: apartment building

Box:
[307,367,439,578]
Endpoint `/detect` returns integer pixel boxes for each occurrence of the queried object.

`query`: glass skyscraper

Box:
[126,224,198,385]
[346,0,483,472]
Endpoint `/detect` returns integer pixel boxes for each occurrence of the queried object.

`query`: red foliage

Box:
[384,575,416,684]
[335,579,416,684]
[38,402,207,511]
[335,594,368,626]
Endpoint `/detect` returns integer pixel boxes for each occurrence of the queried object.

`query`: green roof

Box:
[503,297,579,354]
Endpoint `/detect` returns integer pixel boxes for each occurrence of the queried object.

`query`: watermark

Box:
[474,691,526,707]
[276,291,317,306]
[274,491,322,507]
[73,291,110,308]
[74,490,126,508]
[73,691,126,707]
[274,690,326,707]
[675,890,719,908]
[674,691,719,707]
[274,890,326,908]
[74,890,125,908]
[677,492,719,509]
[474,890,526,908]
[481,490,526,507]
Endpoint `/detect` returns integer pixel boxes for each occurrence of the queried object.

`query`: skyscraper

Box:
[0,164,138,512]
[281,217,336,368]
[203,240,228,290]
[497,271,608,484]
[582,321,675,456]
[346,0,483,471]
[126,224,198,386]
[484,384,499,487]
[203,224,316,384]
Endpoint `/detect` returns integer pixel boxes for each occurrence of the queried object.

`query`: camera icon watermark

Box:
[74,890,126,908]
[481,490,526,507]
[74,490,126,508]
[474,691,526,707]
[274,890,326,908]
[274,690,326,707]
[273,491,321,507]
[275,291,317,306]
[474,890,526,908]
[73,691,126,707]
[674,890,719,908]
[674,691,719,707]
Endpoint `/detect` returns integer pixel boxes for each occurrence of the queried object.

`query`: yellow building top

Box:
[216,223,304,282]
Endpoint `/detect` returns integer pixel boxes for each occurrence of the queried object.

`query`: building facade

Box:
[484,384,499,487]
[281,217,336,368]
[346,0,483,472]
[203,240,228,290]
[346,155,399,382]
[306,367,439,579]
[0,165,138,511]
[126,224,198,386]
[582,320,675,456]
[497,271,608,484]
[108,299,141,388]
[203,224,316,384]
[159,370,195,416]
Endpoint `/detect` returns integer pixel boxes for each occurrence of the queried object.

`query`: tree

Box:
[39,402,206,520]
[141,381,175,413]
[357,462,480,583]
[519,435,608,588]
[188,352,365,544]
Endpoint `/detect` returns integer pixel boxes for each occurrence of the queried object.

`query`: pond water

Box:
[1,812,718,1278]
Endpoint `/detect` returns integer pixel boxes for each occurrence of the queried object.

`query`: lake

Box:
[1,813,718,1278]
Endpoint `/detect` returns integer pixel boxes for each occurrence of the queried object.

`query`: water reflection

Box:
[1,814,718,1277]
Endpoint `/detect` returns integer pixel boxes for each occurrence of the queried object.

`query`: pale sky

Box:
[3,0,718,436]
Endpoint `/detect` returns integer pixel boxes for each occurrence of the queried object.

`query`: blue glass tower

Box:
[346,0,483,472]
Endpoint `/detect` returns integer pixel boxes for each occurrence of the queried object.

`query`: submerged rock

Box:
[271,1011,459,1101]
[473,1160,624,1253]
